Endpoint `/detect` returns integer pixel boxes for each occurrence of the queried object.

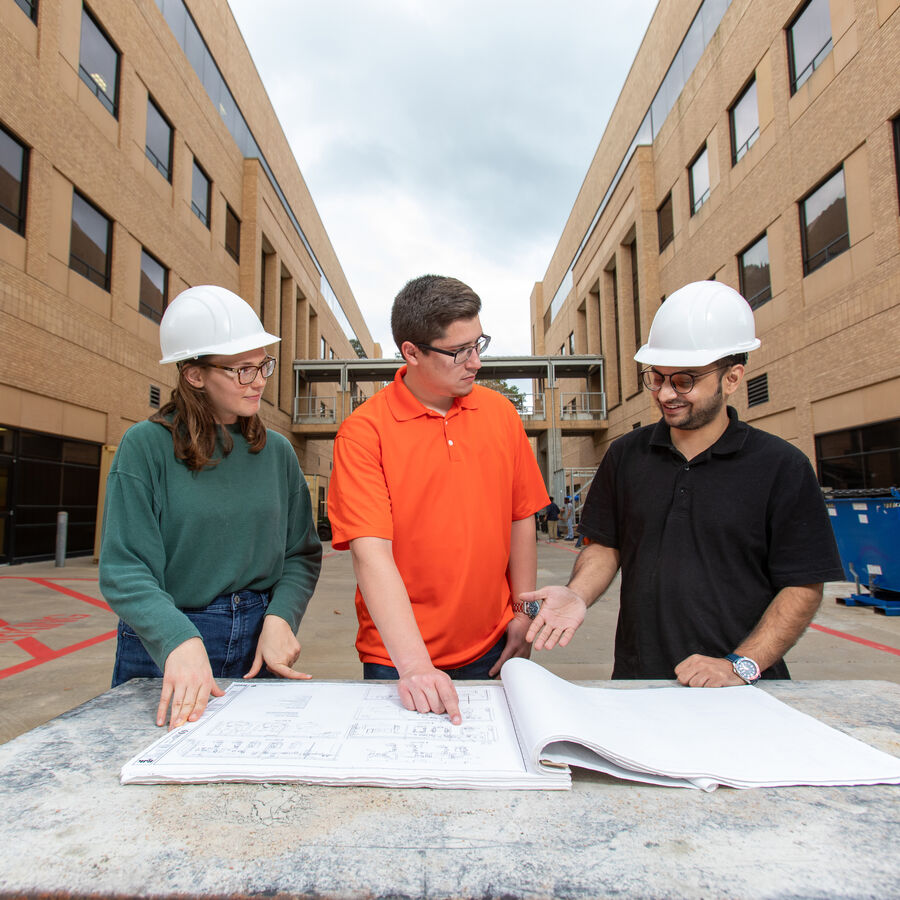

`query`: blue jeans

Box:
[363,634,507,680]
[111,589,274,687]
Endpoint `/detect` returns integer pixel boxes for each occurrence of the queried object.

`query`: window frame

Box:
[729,77,760,165]
[190,158,211,227]
[688,145,711,215]
[800,166,850,276]
[145,96,173,182]
[69,189,112,291]
[0,123,29,237]
[14,0,38,22]
[78,5,120,118]
[738,232,772,310]
[657,192,674,252]
[139,247,168,325]
[787,0,833,95]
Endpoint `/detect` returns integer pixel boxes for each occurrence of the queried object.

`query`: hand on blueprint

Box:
[159,637,225,729]
[244,615,311,680]
[488,614,533,677]
[521,586,588,651]
[398,664,462,726]
[675,654,747,688]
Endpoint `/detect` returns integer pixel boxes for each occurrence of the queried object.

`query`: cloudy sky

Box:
[228,0,658,356]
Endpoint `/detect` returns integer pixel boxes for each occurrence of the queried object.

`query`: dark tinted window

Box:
[225,204,240,262]
[816,419,900,489]
[801,167,849,275]
[139,249,168,324]
[788,0,832,94]
[15,0,38,22]
[70,190,112,290]
[146,98,173,181]
[79,6,120,117]
[191,158,210,227]
[657,193,674,251]
[739,233,771,309]
[0,124,28,235]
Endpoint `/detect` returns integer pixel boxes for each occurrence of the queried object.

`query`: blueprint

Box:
[120,679,569,789]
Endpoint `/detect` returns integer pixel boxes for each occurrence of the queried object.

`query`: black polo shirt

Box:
[580,407,844,679]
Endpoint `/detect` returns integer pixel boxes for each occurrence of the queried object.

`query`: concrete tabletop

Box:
[1,679,898,900]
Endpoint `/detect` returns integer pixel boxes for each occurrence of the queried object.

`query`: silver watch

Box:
[512,599,541,619]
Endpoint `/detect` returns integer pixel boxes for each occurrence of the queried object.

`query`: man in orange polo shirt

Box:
[328,275,549,724]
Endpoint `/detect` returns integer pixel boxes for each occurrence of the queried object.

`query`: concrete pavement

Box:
[1,540,898,744]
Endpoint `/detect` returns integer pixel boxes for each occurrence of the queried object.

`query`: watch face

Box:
[525,600,541,619]
[734,657,760,682]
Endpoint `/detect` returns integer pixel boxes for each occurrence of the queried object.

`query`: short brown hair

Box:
[391,275,481,351]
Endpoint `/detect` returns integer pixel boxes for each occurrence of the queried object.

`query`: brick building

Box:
[0,0,377,562]
[532,0,900,493]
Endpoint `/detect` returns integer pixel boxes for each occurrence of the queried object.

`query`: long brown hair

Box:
[150,364,266,471]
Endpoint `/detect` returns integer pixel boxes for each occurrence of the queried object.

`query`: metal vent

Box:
[747,373,769,407]
[149,385,161,408]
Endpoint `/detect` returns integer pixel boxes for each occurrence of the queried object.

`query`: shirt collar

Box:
[385,365,479,422]
[650,406,749,458]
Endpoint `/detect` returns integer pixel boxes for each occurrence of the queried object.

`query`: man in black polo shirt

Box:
[520,281,844,686]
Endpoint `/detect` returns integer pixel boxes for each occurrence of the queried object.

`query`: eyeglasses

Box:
[415,334,491,365]
[640,365,728,394]
[203,356,277,385]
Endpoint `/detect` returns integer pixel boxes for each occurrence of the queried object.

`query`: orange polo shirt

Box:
[328,367,549,669]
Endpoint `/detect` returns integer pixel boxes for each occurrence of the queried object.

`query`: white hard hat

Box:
[159,285,280,364]
[634,281,761,367]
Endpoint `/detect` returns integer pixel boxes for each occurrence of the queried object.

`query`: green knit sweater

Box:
[99,419,322,670]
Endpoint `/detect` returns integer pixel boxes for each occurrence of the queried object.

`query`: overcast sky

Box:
[228,0,658,357]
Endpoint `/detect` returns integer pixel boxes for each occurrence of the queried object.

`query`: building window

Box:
[79,6,120,117]
[747,373,769,407]
[191,158,211,227]
[225,205,241,262]
[0,124,29,236]
[738,233,771,309]
[145,97,173,181]
[558,344,565,356]
[893,116,900,214]
[801,167,849,275]
[15,0,38,22]
[689,146,710,215]
[630,241,642,389]
[816,419,900,489]
[320,336,327,359]
[730,79,759,164]
[69,190,111,290]
[139,249,168,324]
[568,332,575,355]
[657,192,674,251]
[788,0,832,94]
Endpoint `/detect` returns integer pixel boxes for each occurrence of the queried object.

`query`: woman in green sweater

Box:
[99,285,322,729]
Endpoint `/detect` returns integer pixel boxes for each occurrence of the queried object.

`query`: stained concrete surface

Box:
[1,539,898,744]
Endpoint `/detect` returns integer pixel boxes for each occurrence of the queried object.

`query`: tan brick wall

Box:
[535,0,900,470]
[0,0,375,487]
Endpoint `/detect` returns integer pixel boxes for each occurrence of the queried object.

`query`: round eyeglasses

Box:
[415,334,491,365]
[640,365,728,394]
[203,356,277,385]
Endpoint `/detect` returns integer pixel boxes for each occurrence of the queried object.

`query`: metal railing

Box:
[559,392,606,421]
[499,392,545,420]
[293,396,337,424]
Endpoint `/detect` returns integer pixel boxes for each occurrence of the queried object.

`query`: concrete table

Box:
[1,680,898,899]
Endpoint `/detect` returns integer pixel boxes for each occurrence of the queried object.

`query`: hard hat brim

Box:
[160,331,281,365]
[634,338,760,368]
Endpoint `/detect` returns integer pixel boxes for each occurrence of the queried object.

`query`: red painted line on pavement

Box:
[12,636,52,659]
[0,630,118,680]
[809,623,900,657]
[27,578,111,611]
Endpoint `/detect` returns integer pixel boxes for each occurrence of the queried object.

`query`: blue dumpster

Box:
[824,487,900,615]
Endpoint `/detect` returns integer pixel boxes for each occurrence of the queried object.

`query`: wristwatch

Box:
[512,599,541,619]
[726,653,761,684]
